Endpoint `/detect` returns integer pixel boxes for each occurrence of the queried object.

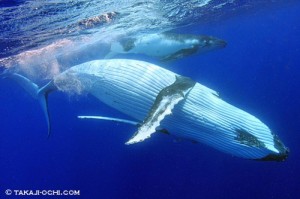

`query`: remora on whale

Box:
[105,32,227,61]
[2,59,288,161]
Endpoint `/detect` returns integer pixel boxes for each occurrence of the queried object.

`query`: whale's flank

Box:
[2,59,288,161]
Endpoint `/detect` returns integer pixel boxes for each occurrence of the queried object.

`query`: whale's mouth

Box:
[233,128,289,162]
[258,148,289,162]
[258,133,289,162]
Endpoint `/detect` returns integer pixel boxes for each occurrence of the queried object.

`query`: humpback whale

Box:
[105,32,227,61]
[2,59,288,161]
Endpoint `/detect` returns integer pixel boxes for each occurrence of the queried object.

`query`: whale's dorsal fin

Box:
[104,42,123,59]
[105,38,136,59]
[126,75,196,145]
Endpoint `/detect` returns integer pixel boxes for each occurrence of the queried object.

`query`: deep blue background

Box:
[1,3,300,199]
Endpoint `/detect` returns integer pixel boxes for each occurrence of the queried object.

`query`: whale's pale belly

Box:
[55,59,287,160]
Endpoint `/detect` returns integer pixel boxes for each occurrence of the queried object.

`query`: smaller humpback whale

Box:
[1,59,288,161]
[105,32,227,61]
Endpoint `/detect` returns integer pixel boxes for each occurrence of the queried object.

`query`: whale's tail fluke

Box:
[38,81,57,137]
[1,73,56,137]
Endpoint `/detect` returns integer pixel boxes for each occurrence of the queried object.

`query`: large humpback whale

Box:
[2,59,288,161]
[105,33,227,61]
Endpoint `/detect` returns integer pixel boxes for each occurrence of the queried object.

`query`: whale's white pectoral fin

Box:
[78,115,139,126]
[126,75,196,145]
[125,95,182,145]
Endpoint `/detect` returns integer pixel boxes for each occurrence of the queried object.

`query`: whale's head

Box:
[197,36,227,52]
[221,108,290,161]
[258,133,289,161]
[183,83,289,161]
[217,107,289,161]
[204,116,289,161]
[233,127,289,161]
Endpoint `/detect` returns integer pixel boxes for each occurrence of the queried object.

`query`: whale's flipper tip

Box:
[125,127,154,145]
[78,115,139,126]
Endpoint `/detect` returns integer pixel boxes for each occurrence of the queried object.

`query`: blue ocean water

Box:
[0,1,300,199]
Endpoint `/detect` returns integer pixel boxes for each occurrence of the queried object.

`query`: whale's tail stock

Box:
[1,72,56,137]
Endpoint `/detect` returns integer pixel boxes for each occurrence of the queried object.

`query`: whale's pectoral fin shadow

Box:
[160,46,199,62]
[126,75,196,145]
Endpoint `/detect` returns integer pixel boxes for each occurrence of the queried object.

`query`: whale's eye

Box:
[234,128,265,148]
